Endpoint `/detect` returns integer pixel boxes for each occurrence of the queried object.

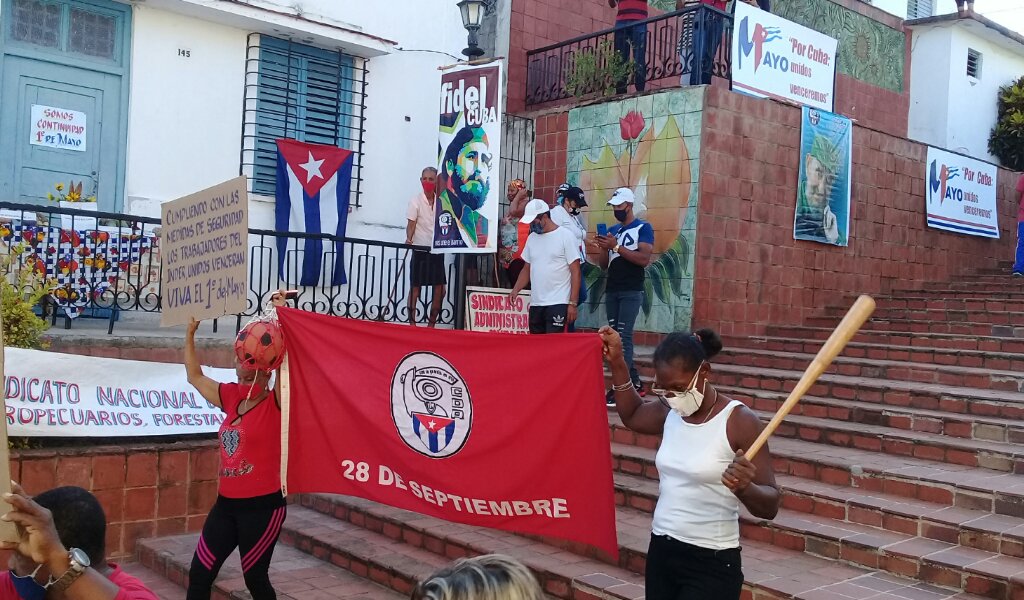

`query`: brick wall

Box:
[693,86,1019,337]
[9,440,219,562]
[532,110,570,201]
[835,73,909,138]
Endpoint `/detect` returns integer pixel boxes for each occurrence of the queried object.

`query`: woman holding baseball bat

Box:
[600,326,779,600]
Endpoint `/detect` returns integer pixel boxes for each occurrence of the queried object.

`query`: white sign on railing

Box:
[730,3,838,111]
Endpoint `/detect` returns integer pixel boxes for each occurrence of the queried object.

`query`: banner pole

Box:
[0,312,17,542]
[279,353,290,497]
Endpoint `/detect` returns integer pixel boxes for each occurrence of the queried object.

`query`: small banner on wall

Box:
[30,105,87,152]
[434,62,503,254]
[925,147,999,238]
[794,107,852,247]
[465,287,531,334]
[731,2,838,111]
[277,308,619,559]
[4,349,232,436]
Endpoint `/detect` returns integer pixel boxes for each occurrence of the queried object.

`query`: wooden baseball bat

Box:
[745,295,876,460]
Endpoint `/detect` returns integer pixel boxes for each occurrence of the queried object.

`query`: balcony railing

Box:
[526,4,733,106]
[0,201,460,333]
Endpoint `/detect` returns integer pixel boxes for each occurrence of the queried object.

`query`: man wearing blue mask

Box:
[596,187,654,403]
[0,483,157,600]
[508,199,581,334]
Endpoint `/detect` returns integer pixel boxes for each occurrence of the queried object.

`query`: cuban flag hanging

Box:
[274,139,354,286]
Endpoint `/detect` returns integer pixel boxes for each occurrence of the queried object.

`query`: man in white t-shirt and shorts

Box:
[508,199,581,334]
[405,167,446,327]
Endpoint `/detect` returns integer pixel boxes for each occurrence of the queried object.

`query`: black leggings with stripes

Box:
[187,492,287,600]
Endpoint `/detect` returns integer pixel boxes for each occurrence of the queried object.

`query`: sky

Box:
[938,0,1024,34]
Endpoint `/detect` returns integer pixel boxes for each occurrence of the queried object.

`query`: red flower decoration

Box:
[619,110,646,141]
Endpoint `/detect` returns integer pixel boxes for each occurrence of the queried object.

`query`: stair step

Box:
[777,475,1024,559]
[610,473,1002,598]
[136,532,404,599]
[713,347,1024,392]
[825,308,1024,327]
[803,317,1024,338]
[766,327,1024,354]
[118,563,183,600]
[752,409,1024,473]
[298,492,992,600]
[733,337,1024,371]
[290,497,645,599]
[719,385,1024,444]
[869,297,1024,312]
[607,434,1024,518]
[710,364,1024,420]
[741,507,1024,598]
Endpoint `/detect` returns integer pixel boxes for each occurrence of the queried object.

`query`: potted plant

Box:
[48,181,97,230]
[564,40,635,101]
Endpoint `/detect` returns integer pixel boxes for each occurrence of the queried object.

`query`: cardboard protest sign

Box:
[160,177,249,327]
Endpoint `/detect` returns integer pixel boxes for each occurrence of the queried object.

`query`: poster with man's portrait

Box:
[794,107,852,246]
[434,63,503,254]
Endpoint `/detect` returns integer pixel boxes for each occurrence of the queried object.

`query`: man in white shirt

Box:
[405,167,446,327]
[508,199,581,334]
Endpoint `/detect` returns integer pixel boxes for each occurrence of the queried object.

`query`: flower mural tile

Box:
[568,89,704,333]
[568,110,581,131]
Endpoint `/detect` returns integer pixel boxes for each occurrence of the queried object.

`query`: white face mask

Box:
[654,364,706,417]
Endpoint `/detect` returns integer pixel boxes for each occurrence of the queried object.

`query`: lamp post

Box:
[458,0,486,58]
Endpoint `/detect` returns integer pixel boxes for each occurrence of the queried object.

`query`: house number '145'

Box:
[178,49,191,58]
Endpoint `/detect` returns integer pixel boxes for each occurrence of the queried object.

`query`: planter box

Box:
[59,201,98,230]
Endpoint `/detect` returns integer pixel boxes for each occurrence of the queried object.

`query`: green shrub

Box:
[564,40,635,100]
[988,75,1024,171]
[0,243,52,349]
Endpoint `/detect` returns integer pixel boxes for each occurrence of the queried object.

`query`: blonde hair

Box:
[411,554,543,600]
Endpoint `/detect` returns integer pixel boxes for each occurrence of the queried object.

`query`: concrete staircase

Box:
[124,267,1024,599]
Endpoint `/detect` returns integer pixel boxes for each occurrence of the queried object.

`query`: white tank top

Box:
[651,399,743,550]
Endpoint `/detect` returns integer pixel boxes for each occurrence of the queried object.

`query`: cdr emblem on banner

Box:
[390,352,473,458]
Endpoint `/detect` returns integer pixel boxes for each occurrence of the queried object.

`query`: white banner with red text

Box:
[4,349,232,436]
[465,287,531,334]
[731,2,838,111]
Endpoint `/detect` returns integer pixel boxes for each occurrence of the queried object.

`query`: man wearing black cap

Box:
[550,186,589,331]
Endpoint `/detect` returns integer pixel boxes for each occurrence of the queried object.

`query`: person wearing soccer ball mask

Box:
[183,290,289,600]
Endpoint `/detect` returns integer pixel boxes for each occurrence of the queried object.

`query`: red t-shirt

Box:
[702,0,727,9]
[616,0,648,21]
[1016,174,1024,222]
[0,564,157,599]
[217,383,282,499]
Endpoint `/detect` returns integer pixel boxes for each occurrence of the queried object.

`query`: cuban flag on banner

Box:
[275,139,354,286]
[412,413,457,453]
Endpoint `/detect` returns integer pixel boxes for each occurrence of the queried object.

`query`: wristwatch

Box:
[48,548,90,592]
[569,301,578,306]
[613,244,621,253]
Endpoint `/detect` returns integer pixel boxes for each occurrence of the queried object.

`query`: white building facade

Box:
[906,14,1024,164]
[0,0,469,240]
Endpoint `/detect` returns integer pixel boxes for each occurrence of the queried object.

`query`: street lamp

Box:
[458,0,486,58]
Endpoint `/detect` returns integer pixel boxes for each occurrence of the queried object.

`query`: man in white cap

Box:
[595,187,653,401]
[508,198,581,334]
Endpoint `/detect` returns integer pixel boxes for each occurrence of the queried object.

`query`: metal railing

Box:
[526,4,733,106]
[0,202,457,333]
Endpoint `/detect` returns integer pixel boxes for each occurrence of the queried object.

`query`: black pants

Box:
[529,304,569,333]
[187,493,287,600]
[645,534,743,600]
[614,20,647,93]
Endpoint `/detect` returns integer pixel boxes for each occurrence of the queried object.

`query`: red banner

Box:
[277,308,618,559]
